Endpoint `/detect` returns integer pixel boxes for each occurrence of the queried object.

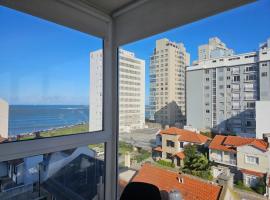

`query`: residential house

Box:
[132,163,222,200]
[209,135,269,188]
[154,127,210,167]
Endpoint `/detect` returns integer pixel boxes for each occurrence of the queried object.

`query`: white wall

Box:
[89,50,103,132]
[0,99,9,138]
[256,101,270,139]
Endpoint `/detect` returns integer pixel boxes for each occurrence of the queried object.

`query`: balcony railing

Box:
[211,157,236,166]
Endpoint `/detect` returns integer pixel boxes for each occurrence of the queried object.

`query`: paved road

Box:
[119,128,159,150]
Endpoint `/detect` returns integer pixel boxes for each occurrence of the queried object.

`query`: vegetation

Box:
[156,159,175,168]
[235,180,254,192]
[133,149,151,163]
[118,141,133,155]
[253,178,266,195]
[181,144,213,180]
[19,123,89,140]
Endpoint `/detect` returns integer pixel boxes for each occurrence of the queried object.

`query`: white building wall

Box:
[90,49,145,133]
[0,99,9,138]
[119,49,145,133]
[89,50,103,132]
[149,38,190,127]
[256,101,270,139]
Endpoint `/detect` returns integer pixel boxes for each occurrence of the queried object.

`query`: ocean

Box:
[8,105,89,136]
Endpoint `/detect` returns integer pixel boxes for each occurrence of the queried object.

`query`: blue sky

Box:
[0,0,270,105]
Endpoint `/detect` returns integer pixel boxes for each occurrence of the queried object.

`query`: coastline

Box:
[16,122,89,141]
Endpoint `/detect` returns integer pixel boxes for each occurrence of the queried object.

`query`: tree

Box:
[182,144,212,180]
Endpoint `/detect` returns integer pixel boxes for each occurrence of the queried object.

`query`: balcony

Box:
[211,157,237,166]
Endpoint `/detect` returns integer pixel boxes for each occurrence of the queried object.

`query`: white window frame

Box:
[245,155,259,165]
[245,174,258,187]
[0,7,119,200]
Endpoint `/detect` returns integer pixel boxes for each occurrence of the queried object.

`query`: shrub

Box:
[157,159,175,168]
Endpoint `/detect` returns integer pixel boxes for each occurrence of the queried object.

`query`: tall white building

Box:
[89,50,103,132]
[187,38,270,137]
[89,49,145,133]
[198,37,234,62]
[149,38,190,127]
[0,99,9,139]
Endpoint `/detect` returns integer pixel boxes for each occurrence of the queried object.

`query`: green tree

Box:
[182,144,212,180]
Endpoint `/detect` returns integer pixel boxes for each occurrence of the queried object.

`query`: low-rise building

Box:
[154,127,210,167]
[209,135,269,188]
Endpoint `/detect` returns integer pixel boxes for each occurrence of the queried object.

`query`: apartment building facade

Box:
[90,49,145,133]
[0,99,9,140]
[187,38,270,137]
[149,38,190,127]
[198,37,234,62]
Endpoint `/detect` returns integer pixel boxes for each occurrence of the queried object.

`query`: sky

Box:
[0,0,270,105]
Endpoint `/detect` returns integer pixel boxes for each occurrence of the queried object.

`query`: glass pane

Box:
[0,144,105,200]
[0,6,103,143]
[118,0,270,199]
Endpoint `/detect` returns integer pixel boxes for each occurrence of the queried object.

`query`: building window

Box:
[245,155,259,165]
[206,110,210,113]
[262,72,268,77]
[180,142,184,148]
[245,175,258,187]
[166,140,175,148]
[166,153,173,159]
[227,85,230,88]
[227,68,230,71]
[247,102,255,108]
[205,69,209,74]
[233,75,240,82]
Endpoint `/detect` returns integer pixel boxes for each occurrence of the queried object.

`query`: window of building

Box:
[245,74,256,81]
[166,153,173,159]
[262,72,268,77]
[245,155,259,165]
[180,142,184,148]
[206,110,210,113]
[227,85,231,88]
[233,75,240,82]
[166,140,175,147]
[245,175,258,187]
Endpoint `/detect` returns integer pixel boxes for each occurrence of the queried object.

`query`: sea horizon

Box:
[8,105,89,136]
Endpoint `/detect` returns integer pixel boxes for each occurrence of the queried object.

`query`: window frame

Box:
[0,26,119,200]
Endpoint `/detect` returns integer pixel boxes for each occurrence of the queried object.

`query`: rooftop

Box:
[209,135,268,152]
[132,164,221,200]
[159,127,210,144]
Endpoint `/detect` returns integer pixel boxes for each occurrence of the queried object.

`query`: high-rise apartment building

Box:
[198,37,234,61]
[149,38,190,127]
[89,49,145,133]
[187,38,270,137]
[0,99,9,139]
[89,50,103,132]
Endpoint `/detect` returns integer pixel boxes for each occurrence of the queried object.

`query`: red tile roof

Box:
[132,164,221,200]
[159,127,210,144]
[153,146,163,152]
[174,151,185,159]
[241,169,265,178]
[209,135,268,152]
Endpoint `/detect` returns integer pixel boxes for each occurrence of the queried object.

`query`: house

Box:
[132,163,222,200]
[209,135,269,188]
[153,127,210,167]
